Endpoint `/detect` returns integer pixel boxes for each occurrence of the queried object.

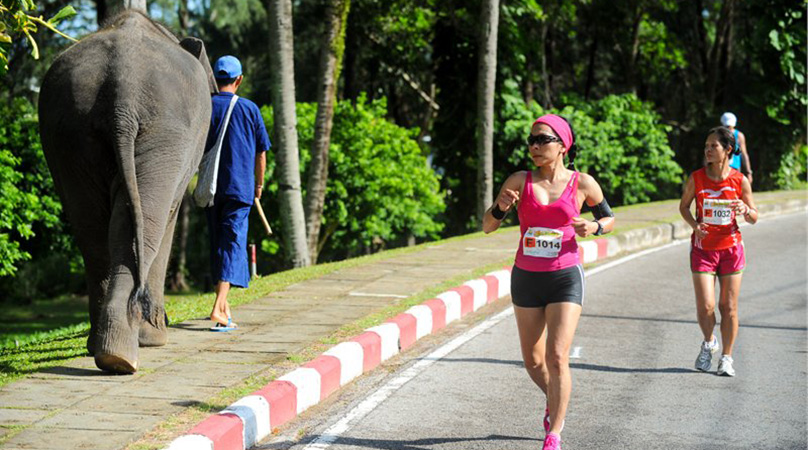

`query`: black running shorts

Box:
[510,264,585,308]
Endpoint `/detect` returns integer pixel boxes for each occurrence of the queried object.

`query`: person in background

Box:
[720,112,752,184]
[205,55,271,331]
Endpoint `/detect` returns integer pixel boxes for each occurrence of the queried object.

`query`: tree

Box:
[475,0,499,227]
[267,0,310,268]
[0,0,76,74]
[304,0,350,264]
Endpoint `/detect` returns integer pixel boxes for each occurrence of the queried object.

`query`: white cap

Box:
[720,112,737,127]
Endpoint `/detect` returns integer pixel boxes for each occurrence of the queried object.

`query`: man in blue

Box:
[206,55,271,331]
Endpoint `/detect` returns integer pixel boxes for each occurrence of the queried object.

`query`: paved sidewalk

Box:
[0,191,804,450]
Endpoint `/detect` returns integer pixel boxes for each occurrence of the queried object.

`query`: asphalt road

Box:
[262,212,807,450]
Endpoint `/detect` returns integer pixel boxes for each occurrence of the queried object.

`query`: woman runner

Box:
[679,126,757,377]
[483,114,615,450]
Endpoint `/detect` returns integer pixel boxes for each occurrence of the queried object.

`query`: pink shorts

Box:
[690,242,745,276]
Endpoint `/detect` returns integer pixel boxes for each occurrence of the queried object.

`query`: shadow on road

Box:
[38,366,107,377]
[570,362,696,374]
[424,357,523,367]
[266,434,540,450]
[583,313,807,332]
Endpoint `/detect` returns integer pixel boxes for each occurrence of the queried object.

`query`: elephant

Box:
[38,10,217,373]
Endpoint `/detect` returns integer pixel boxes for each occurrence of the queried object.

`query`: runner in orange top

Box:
[679,127,758,377]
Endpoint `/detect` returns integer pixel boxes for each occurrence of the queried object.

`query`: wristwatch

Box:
[593,220,604,236]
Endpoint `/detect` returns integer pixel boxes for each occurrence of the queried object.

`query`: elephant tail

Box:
[113,114,161,329]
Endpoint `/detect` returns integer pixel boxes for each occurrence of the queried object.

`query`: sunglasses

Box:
[527,133,562,147]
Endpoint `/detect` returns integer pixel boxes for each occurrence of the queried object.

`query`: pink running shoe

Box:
[542,432,562,450]
[543,408,551,433]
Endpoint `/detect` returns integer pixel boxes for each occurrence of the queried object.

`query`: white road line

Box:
[585,239,688,278]
[348,292,409,299]
[302,307,515,449]
[570,346,582,359]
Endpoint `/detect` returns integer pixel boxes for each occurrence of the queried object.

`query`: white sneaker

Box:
[717,355,736,377]
[695,337,719,371]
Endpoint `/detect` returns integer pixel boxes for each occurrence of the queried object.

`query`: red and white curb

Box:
[165,238,617,450]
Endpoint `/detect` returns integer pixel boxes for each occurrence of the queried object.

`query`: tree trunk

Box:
[584,31,598,100]
[342,11,359,101]
[524,37,535,104]
[167,0,191,292]
[268,0,311,268]
[168,193,190,291]
[694,0,709,74]
[717,5,735,106]
[626,5,644,93]
[475,0,500,228]
[706,0,735,107]
[178,0,190,33]
[98,0,148,25]
[305,0,351,264]
[540,22,553,108]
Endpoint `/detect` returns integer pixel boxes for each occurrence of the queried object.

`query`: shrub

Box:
[495,81,684,206]
[772,144,808,190]
[257,95,445,266]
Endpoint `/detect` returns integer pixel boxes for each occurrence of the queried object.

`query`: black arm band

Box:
[591,198,614,220]
[491,204,507,220]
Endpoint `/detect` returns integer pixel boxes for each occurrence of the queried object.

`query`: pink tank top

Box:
[515,171,581,272]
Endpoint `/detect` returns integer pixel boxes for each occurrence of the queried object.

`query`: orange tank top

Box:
[692,167,744,250]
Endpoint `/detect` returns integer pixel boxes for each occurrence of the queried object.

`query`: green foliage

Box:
[260,95,445,263]
[763,7,806,125]
[0,0,76,73]
[772,145,808,190]
[636,17,687,84]
[0,98,61,277]
[571,94,684,204]
[496,80,683,206]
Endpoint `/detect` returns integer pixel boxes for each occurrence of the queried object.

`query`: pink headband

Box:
[532,114,573,152]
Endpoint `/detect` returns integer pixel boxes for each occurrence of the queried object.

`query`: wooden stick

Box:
[254,197,273,235]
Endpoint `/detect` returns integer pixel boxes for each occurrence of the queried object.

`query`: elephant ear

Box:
[179,37,219,94]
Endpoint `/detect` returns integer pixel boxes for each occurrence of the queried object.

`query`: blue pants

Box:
[206,198,251,288]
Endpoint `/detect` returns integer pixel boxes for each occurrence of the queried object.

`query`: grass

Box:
[0,225,508,388]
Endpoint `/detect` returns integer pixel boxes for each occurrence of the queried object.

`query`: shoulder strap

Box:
[216,95,239,149]
[568,171,579,190]
[693,169,704,193]
[523,170,532,197]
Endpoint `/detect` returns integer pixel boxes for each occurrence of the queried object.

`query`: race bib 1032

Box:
[703,199,734,226]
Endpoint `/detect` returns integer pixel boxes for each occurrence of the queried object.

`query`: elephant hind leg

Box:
[138,194,182,347]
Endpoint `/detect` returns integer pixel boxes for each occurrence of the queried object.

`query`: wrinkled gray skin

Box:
[38,11,217,374]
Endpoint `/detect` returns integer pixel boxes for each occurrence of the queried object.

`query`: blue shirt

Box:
[205,92,271,205]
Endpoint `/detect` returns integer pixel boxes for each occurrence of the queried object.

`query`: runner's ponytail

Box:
[561,116,578,170]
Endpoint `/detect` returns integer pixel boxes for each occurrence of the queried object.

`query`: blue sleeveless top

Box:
[729,129,741,170]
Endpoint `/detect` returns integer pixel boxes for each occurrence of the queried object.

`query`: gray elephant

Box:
[38,10,217,373]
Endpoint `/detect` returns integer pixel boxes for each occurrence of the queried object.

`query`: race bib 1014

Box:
[523,227,563,258]
[703,199,734,226]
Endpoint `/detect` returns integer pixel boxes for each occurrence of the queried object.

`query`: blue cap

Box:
[214,55,242,79]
